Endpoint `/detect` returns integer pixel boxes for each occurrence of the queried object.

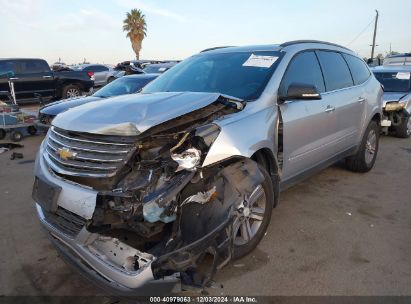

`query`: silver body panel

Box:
[35,140,98,219]
[52,92,224,136]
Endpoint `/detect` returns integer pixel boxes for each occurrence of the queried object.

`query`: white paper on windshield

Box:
[159,67,167,72]
[395,72,411,80]
[242,54,278,68]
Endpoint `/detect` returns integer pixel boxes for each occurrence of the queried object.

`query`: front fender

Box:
[202,106,278,167]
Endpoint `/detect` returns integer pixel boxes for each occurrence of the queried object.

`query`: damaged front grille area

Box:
[44,127,136,178]
[43,206,87,237]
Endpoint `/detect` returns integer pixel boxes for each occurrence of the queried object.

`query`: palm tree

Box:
[123,9,147,60]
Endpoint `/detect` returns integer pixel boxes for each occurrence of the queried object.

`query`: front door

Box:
[278,51,334,181]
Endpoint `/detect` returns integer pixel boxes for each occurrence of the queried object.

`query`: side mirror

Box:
[278,83,321,103]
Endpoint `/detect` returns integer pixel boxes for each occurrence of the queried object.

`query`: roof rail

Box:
[200,46,235,53]
[280,40,351,51]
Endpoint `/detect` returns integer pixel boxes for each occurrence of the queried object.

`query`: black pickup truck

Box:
[0,58,94,103]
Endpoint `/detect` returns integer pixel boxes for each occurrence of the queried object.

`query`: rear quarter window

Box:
[343,54,371,85]
[317,51,354,91]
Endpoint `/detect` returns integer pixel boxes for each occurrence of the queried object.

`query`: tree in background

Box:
[123,9,147,60]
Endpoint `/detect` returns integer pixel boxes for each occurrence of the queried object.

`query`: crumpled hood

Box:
[382,92,409,107]
[40,96,102,116]
[52,92,225,136]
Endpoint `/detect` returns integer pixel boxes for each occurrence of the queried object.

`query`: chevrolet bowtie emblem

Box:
[57,148,77,160]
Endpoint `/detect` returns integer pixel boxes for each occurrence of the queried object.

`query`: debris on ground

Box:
[0,143,24,151]
[10,152,24,160]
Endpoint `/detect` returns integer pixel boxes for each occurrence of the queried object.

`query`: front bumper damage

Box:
[381,101,410,134]
[33,95,264,294]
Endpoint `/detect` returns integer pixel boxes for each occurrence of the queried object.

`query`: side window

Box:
[281,51,325,94]
[0,61,16,77]
[317,51,353,91]
[91,65,109,72]
[20,60,50,73]
[343,54,371,85]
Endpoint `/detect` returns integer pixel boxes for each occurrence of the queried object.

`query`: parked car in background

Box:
[372,65,411,138]
[113,60,175,78]
[0,58,94,103]
[33,41,382,294]
[383,53,411,66]
[71,64,121,87]
[142,61,179,74]
[38,74,158,126]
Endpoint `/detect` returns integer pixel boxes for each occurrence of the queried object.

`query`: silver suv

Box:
[32,40,383,295]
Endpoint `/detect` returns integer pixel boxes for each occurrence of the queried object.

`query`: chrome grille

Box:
[43,206,86,237]
[44,127,136,177]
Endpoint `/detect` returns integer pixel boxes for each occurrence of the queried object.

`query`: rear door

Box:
[316,51,364,153]
[342,54,371,143]
[279,51,331,181]
[13,59,55,102]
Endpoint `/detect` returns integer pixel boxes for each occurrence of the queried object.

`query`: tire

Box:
[232,164,274,259]
[62,84,81,99]
[27,126,37,135]
[346,120,379,173]
[0,129,6,140]
[10,130,23,142]
[394,115,411,138]
[107,77,115,83]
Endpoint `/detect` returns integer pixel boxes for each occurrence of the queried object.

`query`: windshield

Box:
[374,72,411,92]
[142,51,283,100]
[93,76,155,98]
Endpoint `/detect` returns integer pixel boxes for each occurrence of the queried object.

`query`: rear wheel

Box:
[232,165,274,259]
[10,130,23,142]
[62,84,81,99]
[27,126,37,135]
[107,77,116,83]
[395,115,411,138]
[346,120,379,173]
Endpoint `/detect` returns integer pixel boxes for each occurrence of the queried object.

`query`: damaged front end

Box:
[33,94,265,293]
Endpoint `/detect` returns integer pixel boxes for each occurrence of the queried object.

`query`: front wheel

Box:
[395,115,411,138]
[232,165,274,259]
[346,120,379,173]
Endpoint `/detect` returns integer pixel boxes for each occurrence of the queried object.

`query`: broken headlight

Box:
[171,124,220,172]
[171,148,201,171]
[385,102,405,112]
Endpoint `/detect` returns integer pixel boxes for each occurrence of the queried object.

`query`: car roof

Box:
[386,53,411,58]
[372,65,411,73]
[0,58,47,62]
[199,40,354,55]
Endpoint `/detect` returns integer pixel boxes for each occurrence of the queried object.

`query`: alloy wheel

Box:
[67,88,80,98]
[365,129,377,165]
[233,185,267,246]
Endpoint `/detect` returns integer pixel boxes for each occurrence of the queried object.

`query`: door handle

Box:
[9,77,19,80]
[357,97,366,103]
[325,105,335,112]
[43,75,52,79]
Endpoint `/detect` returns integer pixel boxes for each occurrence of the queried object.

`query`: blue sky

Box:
[1,0,410,65]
